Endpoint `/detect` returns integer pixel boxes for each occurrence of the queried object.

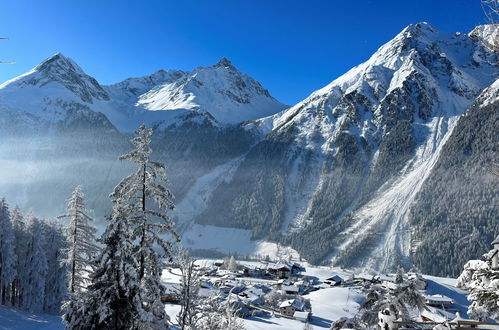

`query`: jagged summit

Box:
[106,57,287,125]
[33,52,86,75]
[468,23,499,51]
[213,57,235,69]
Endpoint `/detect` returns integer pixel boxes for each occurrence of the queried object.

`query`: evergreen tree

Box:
[110,124,178,326]
[0,199,17,306]
[42,220,68,314]
[59,186,99,295]
[10,207,27,308]
[23,213,48,312]
[66,210,145,330]
[457,248,499,321]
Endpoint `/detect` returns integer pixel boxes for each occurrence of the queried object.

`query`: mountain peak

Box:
[468,24,499,51]
[34,53,85,75]
[214,57,235,69]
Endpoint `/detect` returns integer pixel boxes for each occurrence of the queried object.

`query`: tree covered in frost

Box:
[10,207,28,307]
[110,124,178,325]
[339,274,426,328]
[0,201,67,314]
[197,292,245,330]
[0,199,17,305]
[42,220,68,314]
[176,251,202,330]
[23,213,49,312]
[457,249,499,321]
[59,186,99,295]
[67,210,146,330]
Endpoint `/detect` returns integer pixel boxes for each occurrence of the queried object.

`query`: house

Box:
[424,294,454,307]
[490,235,499,269]
[377,309,396,330]
[381,281,398,291]
[268,263,292,279]
[291,263,305,275]
[324,275,343,286]
[282,285,300,295]
[376,274,397,283]
[294,311,310,322]
[279,299,305,317]
[355,273,375,282]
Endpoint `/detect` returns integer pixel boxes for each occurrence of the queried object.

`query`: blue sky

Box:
[0,0,488,105]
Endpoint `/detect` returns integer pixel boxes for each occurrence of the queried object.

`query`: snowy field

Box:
[0,261,489,330]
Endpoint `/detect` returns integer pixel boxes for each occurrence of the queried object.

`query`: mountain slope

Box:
[187,23,497,274]
[409,78,499,277]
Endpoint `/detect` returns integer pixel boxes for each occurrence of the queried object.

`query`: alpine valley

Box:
[0,22,497,277]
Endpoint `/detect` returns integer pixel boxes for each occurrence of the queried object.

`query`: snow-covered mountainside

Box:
[188,23,497,274]
[0,23,496,277]
[0,54,284,218]
[409,78,499,277]
[0,53,287,131]
[106,57,287,125]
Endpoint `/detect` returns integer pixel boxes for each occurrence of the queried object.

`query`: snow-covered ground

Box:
[0,306,64,330]
[0,260,493,330]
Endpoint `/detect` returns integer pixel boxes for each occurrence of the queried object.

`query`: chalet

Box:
[355,273,375,282]
[424,294,453,307]
[279,299,305,317]
[490,235,499,269]
[324,275,343,286]
[268,263,292,279]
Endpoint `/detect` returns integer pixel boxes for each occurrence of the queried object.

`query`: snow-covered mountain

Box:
[0,53,287,131]
[0,23,496,276]
[183,22,497,274]
[106,57,287,125]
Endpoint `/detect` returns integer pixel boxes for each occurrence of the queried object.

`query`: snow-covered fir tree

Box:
[110,124,178,326]
[10,207,27,308]
[59,186,99,295]
[66,210,146,330]
[334,273,426,329]
[0,199,17,305]
[42,220,68,314]
[227,256,238,272]
[457,239,499,321]
[23,213,49,313]
[197,292,245,330]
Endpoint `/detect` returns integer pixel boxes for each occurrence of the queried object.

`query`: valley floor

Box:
[0,261,495,330]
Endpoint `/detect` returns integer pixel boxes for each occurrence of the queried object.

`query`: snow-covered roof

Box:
[325,275,343,282]
[294,311,309,321]
[492,234,499,245]
[424,294,454,303]
[279,299,305,311]
[269,262,292,271]
[355,273,374,281]
[282,285,300,293]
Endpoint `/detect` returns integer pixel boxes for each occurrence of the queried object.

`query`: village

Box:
[160,256,482,329]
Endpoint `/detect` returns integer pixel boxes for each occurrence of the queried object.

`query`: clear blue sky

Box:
[0,0,488,105]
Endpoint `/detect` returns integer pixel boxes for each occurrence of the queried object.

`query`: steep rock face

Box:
[190,23,497,273]
[409,79,499,277]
